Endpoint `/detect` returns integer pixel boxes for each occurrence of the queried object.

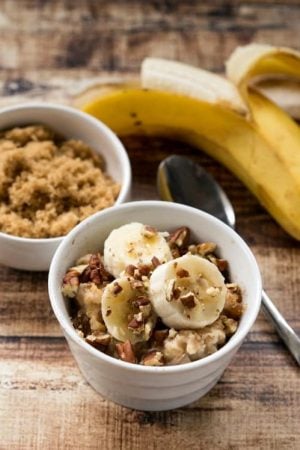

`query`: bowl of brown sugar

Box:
[0,102,131,270]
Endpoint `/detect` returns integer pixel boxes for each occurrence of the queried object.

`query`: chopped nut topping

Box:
[208,255,228,272]
[215,258,228,272]
[151,256,161,268]
[142,350,164,366]
[130,279,144,290]
[72,311,91,336]
[142,225,157,238]
[206,286,220,297]
[180,292,196,309]
[125,264,137,276]
[169,226,190,248]
[171,246,181,258]
[128,317,144,330]
[62,269,80,297]
[176,268,190,278]
[166,279,176,302]
[80,253,112,285]
[224,284,243,320]
[116,340,136,363]
[132,296,150,307]
[196,242,217,256]
[153,329,169,344]
[113,282,123,295]
[86,333,111,349]
[139,264,152,276]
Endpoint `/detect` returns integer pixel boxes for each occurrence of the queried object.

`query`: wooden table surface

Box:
[0,1,299,449]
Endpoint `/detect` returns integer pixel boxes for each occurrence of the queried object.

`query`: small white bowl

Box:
[0,103,131,271]
[48,201,262,411]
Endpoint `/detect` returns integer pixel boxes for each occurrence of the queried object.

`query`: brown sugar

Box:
[0,125,120,238]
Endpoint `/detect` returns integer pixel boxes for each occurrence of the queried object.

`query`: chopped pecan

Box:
[176,268,190,278]
[208,255,228,272]
[166,279,182,302]
[171,246,181,258]
[113,281,123,295]
[129,279,144,290]
[139,264,152,276]
[116,340,136,363]
[151,256,161,268]
[169,226,190,248]
[180,292,196,309]
[128,312,144,333]
[196,242,217,256]
[62,269,80,297]
[128,317,143,330]
[142,350,164,366]
[215,258,228,272]
[86,333,111,349]
[142,225,157,238]
[153,329,169,344]
[72,311,91,337]
[125,264,137,277]
[133,296,150,307]
[224,284,243,320]
[80,253,112,285]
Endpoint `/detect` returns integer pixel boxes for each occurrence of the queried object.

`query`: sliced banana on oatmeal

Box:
[103,222,172,278]
[101,277,156,344]
[149,254,226,329]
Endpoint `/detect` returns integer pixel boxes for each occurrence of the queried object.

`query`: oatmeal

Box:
[62,223,243,366]
[0,125,120,238]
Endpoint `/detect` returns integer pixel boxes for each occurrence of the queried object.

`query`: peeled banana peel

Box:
[75,44,300,240]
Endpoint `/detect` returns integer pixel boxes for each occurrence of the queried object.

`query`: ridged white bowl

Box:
[48,201,262,411]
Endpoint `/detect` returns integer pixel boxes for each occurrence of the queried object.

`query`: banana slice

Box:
[103,222,172,278]
[149,254,226,329]
[101,277,156,343]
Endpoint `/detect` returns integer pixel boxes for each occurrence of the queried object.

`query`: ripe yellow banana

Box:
[75,45,300,240]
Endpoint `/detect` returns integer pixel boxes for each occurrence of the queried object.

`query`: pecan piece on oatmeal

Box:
[168,226,190,248]
[224,283,243,320]
[72,311,91,337]
[86,333,111,350]
[141,350,164,366]
[208,255,228,272]
[116,340,136,363]
[80,253,113,285]
[153,329,169,344]
[62,268,81,298]
[195,242,217,256]
[128,312,144,334]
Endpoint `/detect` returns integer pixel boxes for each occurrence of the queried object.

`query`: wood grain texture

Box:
[0,1,299,449]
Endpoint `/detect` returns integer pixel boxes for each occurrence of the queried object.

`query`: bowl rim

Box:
[48,200,262,374]
[0,101,131,243]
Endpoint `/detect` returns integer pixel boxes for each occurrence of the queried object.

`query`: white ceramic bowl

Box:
[0,103,131,271]
[48,201,262,411]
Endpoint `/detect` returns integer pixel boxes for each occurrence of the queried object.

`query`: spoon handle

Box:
[261,290,300,365]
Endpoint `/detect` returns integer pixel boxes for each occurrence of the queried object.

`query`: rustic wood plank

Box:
[0,1,300,449]
[0,337,299,450]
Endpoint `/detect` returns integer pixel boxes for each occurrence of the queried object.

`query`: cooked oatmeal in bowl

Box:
[48,201,262,411]
[62,223,244,366]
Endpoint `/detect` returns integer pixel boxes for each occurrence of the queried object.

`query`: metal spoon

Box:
[157,155,300,366]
